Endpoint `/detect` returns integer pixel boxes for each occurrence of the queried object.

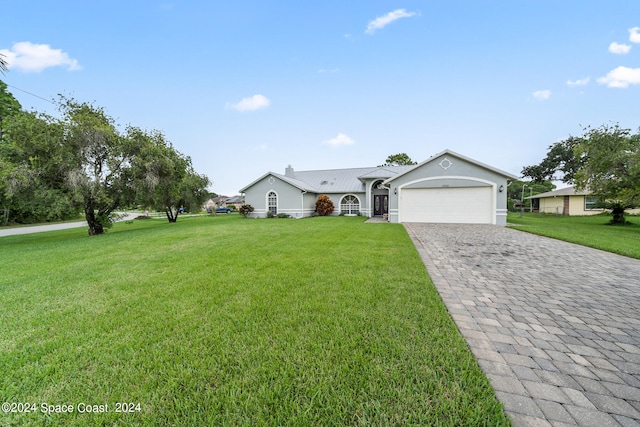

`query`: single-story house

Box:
[204,195,245,211]
[223,195,245,210]
[239,149,517,225]
[526,186,640,215]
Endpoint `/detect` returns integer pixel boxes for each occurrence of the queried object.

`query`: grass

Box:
[508,212,640,259]
[0,215,508,426]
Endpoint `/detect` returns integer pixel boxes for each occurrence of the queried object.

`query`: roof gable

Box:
[239,171,317,193]
[384,149,518,184]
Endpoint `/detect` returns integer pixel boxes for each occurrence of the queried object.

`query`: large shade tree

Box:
[574,124,640,225]
[0,87,210,231]
[521,136,585,184]
[524,123,640,225]
[127,126,210,222]
[61,97,139,235]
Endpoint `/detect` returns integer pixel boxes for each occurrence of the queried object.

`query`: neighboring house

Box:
[239,149,517,225]
[224,195,244,210]
[526,186,640,216]
[204,195,245,211]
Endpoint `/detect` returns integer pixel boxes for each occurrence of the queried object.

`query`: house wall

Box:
[568,195,603,216]
[537,195,603,216]
[538,195,640,216]
[538,196,566,215]
[386,153,510,225]
[244,178,373,218]
[317,192,368,216]
[243,175,310,218]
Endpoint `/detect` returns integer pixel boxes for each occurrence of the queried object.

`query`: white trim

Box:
[266,190,278,216]
[339,193,361,215]
[384,149,518,185]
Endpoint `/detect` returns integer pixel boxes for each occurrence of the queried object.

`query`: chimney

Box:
[285,164,294,177]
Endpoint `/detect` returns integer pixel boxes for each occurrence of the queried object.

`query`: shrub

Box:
[239,204,254,218]
[277,213,290,218]
[266,211,274,218]
[315,195,334,216]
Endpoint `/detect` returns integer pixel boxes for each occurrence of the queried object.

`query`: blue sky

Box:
[3,1,640,196]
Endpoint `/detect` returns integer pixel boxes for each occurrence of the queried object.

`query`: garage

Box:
[399,186,493,224]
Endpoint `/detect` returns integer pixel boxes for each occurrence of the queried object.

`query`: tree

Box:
[574,124,640,225]
[521,136,585,184]
[61,97,136,235]
[0,109,80,224]
[507,180,555,211]
[0,80,22,141]
[127,126,210,223]
[378,153,417,167]
[315,194,334,216]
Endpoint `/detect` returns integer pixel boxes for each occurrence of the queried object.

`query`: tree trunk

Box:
[165,207,178,223]
[85,208,105,235]
[2,207,9,226]
[610,206,626,225]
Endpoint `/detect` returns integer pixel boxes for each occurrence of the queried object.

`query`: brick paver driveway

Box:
[405,223,640,426]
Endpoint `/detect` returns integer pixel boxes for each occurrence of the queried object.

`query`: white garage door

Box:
[400,186,493,224]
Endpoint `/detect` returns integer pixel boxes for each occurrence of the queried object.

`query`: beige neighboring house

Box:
[527,186,639,216]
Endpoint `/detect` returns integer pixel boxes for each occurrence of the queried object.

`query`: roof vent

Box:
[320,180,328,185]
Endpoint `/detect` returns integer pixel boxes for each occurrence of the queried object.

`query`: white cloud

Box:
[567,77,590,86]
[609,42,631,54]
[365,9,416,35]
[532,90,551,100]
[323,133,355,147]
[0,41,81,72]
[597,66,640,88]
[225,94,270,112]
[629,27,640,43]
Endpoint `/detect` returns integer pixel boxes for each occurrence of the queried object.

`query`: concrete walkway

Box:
[0,213,139,237]
[405,223,640,426]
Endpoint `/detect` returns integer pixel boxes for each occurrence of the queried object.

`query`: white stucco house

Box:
[239,149,518,225]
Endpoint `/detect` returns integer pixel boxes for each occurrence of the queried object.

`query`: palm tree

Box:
[0,53,9,74]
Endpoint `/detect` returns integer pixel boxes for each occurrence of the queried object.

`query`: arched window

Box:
[340,195,360,215]
[267,191,277,215]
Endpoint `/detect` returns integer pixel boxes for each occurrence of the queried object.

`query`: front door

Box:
[373,194,388,216]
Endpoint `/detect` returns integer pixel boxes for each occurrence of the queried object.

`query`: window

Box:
[267,191,277,215]
[585,196,601,211]
[340,195,360,215]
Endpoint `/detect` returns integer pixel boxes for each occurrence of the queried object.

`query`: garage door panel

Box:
[400,187,492,224]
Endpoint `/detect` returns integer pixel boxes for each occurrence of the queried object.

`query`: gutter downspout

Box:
[301,190,307,218]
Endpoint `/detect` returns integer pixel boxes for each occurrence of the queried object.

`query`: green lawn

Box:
[508,212,640,259]
[0,216,508,426]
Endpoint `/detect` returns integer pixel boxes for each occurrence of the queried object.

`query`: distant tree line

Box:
[0,81,210,234]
